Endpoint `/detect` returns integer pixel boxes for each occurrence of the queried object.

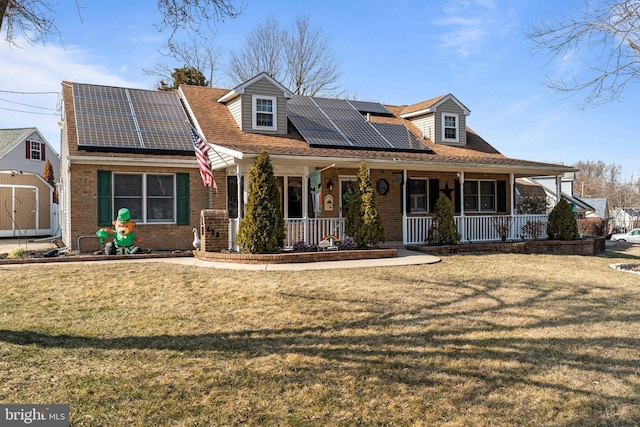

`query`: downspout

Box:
[556,174,562,207]
[458,171,465,242]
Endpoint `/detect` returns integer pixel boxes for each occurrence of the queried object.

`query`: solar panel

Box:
[348,100,391,116]
[72,83,193,152]
[288,95,432,152]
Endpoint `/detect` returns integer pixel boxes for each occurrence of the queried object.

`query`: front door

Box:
[339,177,356,218]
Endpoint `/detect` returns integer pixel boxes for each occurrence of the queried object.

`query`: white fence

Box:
[405,214,548,245]
[229,214,548,249]
[229,217,346,250]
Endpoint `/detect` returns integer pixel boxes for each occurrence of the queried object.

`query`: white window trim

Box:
[252,95,277,131]
[441,113,459,143]
[408,177,428,214]
[113,172,177,224]
[276,174,304,219]
[29,140,42,161]
[464,179,496,213]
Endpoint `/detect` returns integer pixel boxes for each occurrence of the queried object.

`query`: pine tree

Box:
[427,194,461,245]
[42,159,58,203]
[236,151,284,253]
[345,162,385,247]
[547,197,579,240]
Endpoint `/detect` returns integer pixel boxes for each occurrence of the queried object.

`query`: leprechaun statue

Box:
[96,208,142,255]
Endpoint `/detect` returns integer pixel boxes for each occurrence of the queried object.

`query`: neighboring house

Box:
[60,74,574,251]
[526,174,594,216]
[0,170,58,237]
[0,128,60,178]
[612,207,640,231]
[576,197,611,223]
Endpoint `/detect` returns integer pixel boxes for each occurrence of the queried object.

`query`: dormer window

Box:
[442,113,459,142]
[26,140,45,161]
[253,95,277,130]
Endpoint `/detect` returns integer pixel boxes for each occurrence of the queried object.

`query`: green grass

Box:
[1,251,639,426]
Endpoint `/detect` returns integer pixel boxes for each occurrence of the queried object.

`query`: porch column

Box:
[510,173,516,241]
[303,166,309,244]
[555,174,562,206]
[458,171,466,242]
[402,169,407,245]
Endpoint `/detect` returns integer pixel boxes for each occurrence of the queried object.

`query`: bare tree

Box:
[528,0,640,107]
[228,15,341,96]
[573,160,640,207]
[227,17,285,83]
[156,0,244,44]
[2,0,243,45]
[283,15,341,96]
[144,37,222,88]
[1,0,57,44]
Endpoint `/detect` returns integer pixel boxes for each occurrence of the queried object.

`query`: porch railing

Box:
[404,214,549,245]
[229,217,346,250]
[229,214,549,249]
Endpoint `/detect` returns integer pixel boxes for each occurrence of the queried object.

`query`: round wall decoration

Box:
[376,179,389,195]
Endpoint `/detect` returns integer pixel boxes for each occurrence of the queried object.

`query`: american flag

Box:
[190,127,217,190]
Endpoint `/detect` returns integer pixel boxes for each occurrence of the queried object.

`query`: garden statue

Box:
[96,208,142,255]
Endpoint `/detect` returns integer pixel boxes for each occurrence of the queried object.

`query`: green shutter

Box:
[97,170,112,226]
[429,179,440,213]
[497,180,507,213]
[176,173,190,225]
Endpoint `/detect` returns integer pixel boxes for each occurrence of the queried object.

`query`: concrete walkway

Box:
[151,249,441,271]
[0,238,441,271]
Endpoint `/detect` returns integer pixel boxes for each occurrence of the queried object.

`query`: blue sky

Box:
[1,0,638,179]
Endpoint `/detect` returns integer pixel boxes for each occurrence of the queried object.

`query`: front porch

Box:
[228,214,549,249]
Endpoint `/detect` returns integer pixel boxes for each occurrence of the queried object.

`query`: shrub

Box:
[345,162,385,247]
[547,197,579,240]
[521,220,546,240]
[516,196,547,214]
[427,194,461,245]
[236,151,285,253]
[577,217,605,236]
[493,215,512,242]
[7,248,26,259]
[292,241,310,252]
[339,236,357,250]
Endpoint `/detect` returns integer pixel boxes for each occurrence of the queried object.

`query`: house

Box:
[60,74,575,251]
[612,207,640,231]
[0,128,60,177]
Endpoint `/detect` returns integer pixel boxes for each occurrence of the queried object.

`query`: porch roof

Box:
[180,85,575,177]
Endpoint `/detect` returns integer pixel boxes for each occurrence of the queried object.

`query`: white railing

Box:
[230,217,346,249]
[404,214,549,245]
[230,214,549,249]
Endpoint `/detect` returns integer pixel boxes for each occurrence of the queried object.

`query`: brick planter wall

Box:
[194,248,398,264]
[200,209,229,252]
[408,237,605,256]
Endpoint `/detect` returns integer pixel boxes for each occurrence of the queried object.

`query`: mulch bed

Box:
[0,249,194,265]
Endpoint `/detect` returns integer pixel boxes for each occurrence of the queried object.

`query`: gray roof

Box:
[0,128,36,157]
[576,197,611,220]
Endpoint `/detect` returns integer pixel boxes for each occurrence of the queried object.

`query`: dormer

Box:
[400,94,470,146]
[217,72,293,135]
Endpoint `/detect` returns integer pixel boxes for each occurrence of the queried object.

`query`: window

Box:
[275,175,303,218]
[408,179,428,213]
[26,140,45,161]
[252,95,277,130]
[227,175,244,219]
[463,180,496,212]
[442,113,459,142]
[113,173,175,223]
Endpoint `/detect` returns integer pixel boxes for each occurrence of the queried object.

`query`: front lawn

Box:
[1,252,639,426]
